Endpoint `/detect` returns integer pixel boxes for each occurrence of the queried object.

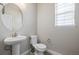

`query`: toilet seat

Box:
[34,43,46,51]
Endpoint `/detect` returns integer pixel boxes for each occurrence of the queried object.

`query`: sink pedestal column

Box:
[12,44,20,55]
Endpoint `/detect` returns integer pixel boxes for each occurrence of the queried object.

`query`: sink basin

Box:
[4,35,27,55]
[4,35,26,45]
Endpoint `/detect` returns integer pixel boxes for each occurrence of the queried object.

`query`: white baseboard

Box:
[21,49,31,55]
[47,49,62,55]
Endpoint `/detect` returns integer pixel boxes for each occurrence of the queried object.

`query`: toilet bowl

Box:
[30,35,46,55]
[34,43,46,51]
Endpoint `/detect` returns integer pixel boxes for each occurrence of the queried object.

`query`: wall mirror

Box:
[0,3,23,33]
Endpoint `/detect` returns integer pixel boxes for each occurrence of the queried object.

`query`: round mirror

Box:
[1,3,23,32]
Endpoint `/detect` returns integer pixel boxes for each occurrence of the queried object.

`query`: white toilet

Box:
[30,35,46,55]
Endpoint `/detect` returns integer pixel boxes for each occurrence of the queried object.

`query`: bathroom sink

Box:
[4,35,26,45]
[4,35,26,55]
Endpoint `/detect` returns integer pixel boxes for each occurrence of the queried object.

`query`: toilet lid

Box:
[35,43,46,49]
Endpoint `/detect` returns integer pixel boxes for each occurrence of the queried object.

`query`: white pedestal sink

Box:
[4,35,26,55]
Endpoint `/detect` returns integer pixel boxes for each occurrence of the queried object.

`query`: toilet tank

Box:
[30,35,37,45]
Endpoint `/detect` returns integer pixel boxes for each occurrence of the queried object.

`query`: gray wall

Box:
[0,3,37,54]
[37,3,79,55]
[18,3,37,54]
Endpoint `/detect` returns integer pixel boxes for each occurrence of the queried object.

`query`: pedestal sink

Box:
[1,3,26,55]
[4,35,26,55]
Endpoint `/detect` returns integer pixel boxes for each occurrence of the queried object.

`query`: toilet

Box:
[30,35,46,55]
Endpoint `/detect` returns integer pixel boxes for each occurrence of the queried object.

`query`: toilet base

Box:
[34,50,44,55]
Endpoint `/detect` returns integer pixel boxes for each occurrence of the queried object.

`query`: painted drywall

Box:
[37,3,79,55]
[17,3,37,54]
[0,3,37,54]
